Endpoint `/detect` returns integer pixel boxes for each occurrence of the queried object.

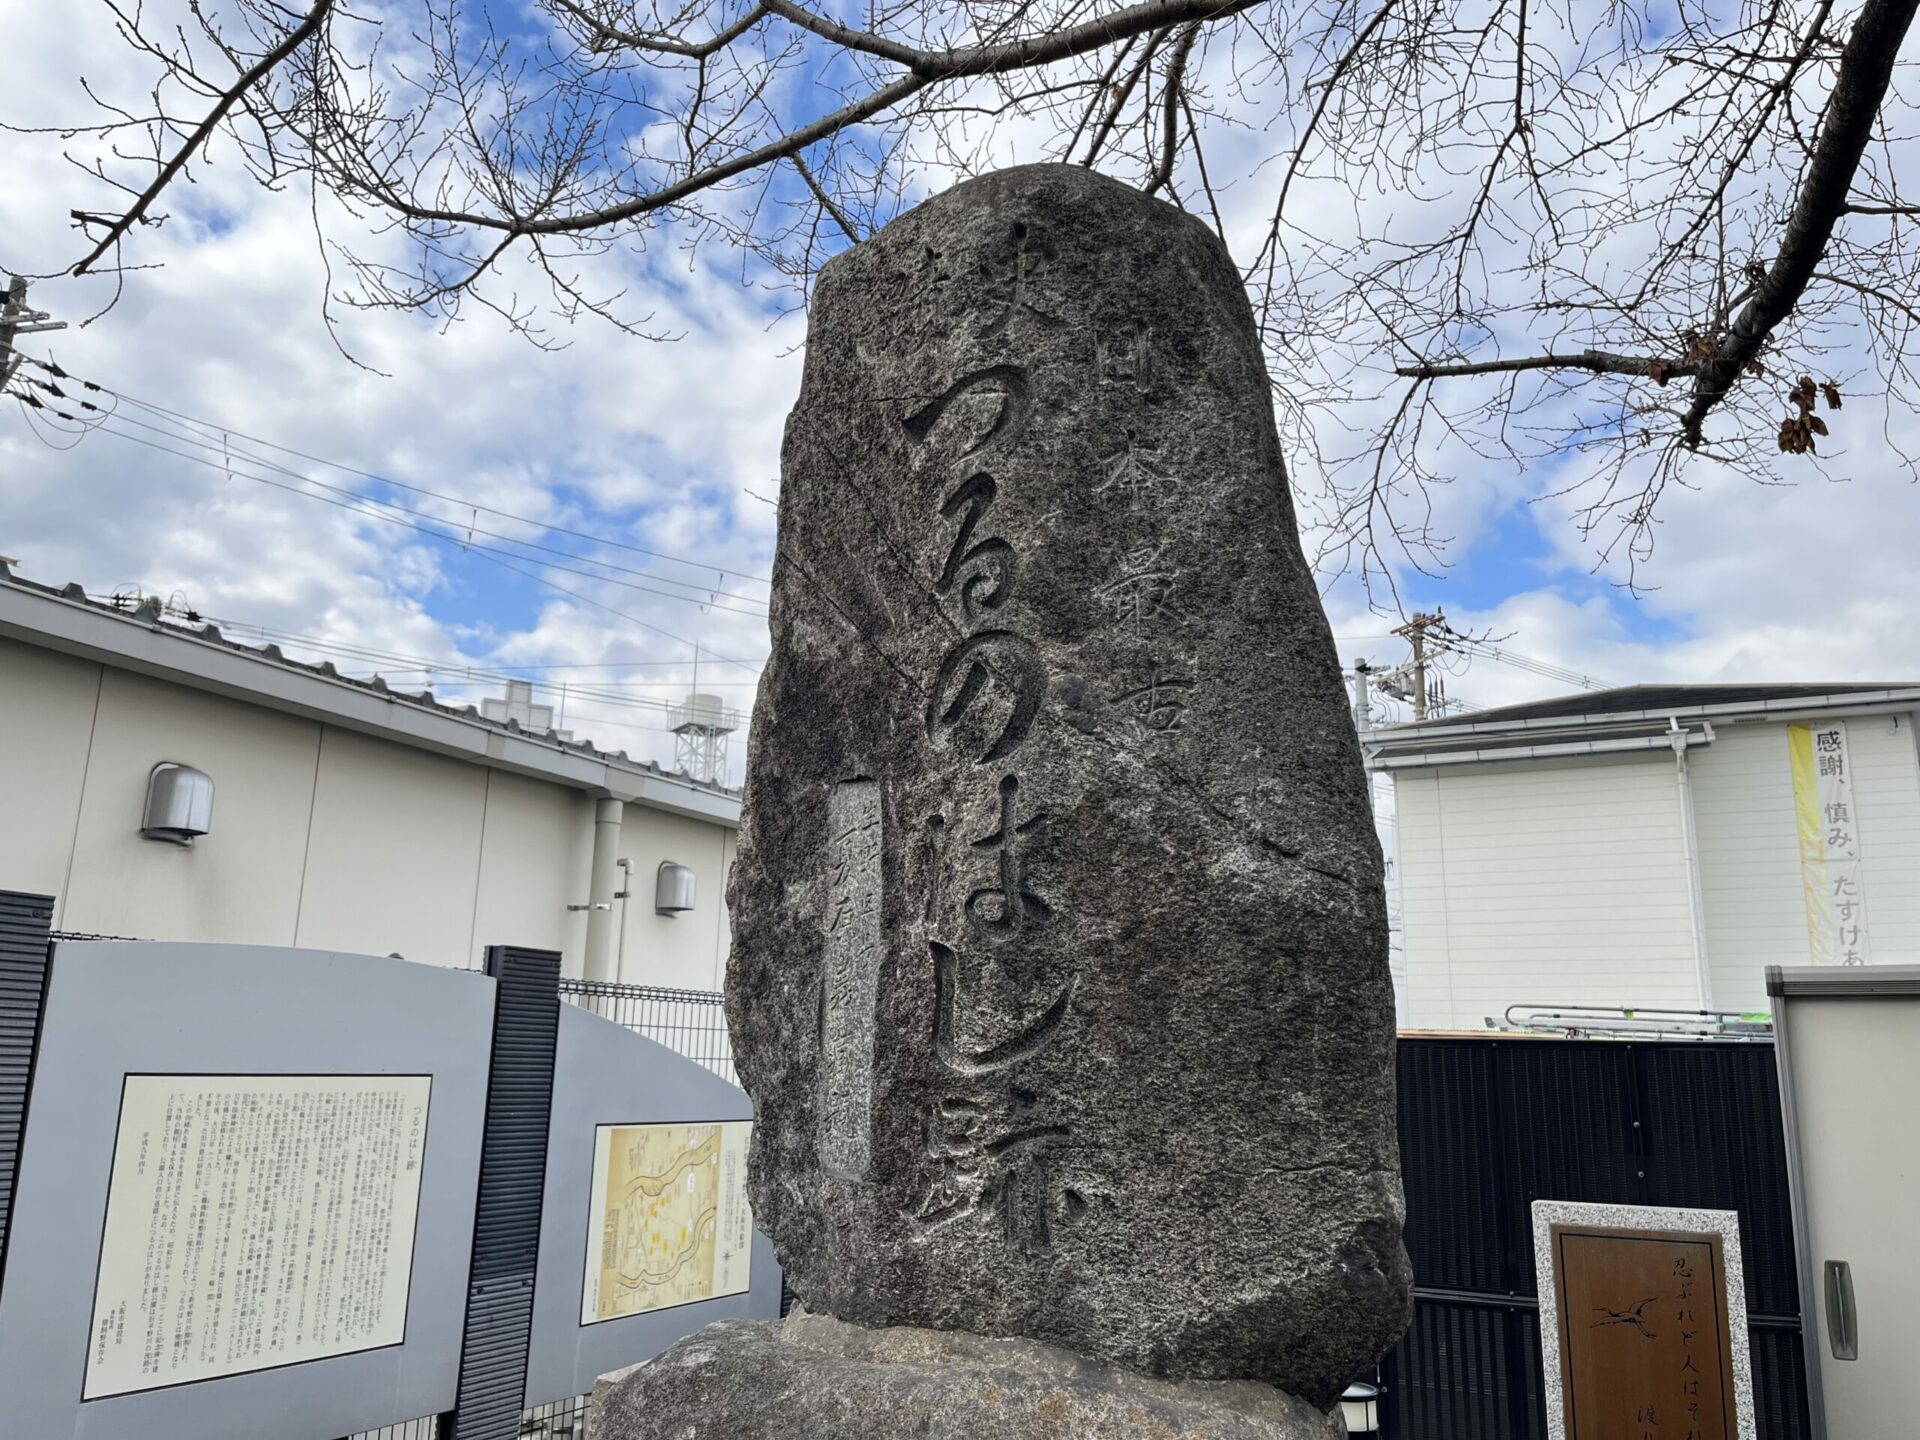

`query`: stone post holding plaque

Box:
[601,163,1413,1437]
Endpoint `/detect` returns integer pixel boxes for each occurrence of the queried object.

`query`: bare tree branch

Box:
[71,0,336,276]
[1143,22,1201,195]
[29,0,1920,586]
[1680,0,1920,446]
[791,151,862,243]
[1397,351,1705,381]
[553,0,769,58]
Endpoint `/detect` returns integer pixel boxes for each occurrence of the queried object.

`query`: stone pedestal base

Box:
[591,1310,1347,1440]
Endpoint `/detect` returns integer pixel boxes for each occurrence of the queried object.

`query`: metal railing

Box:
[557,977,735,1085]
[347,1392,590,1440]
[1495,1001,1774,1041]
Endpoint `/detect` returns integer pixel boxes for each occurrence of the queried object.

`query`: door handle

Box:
[1824,1259,1858,1361]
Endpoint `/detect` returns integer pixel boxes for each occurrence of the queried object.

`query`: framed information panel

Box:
[581,1119,753,1324]
[1534,1201,1758,1440]
[84,1072,432,1400]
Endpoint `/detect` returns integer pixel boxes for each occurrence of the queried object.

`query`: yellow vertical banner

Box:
[1789,721,1870,966]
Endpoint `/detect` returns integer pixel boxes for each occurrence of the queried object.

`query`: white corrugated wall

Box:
[1692,713,1920,1011]
[1394,753,1702,1030]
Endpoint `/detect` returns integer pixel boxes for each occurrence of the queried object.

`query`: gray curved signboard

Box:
[0,905,780,1440]
[526,1004,778,1407]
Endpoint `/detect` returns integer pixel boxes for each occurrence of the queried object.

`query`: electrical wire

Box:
[184,620,750,712]
[105,405,771,611]
[1451,638,1608,691]
[180,612,769,681]
[20,356,774,588]
[128,609,742,744]
[65,419,766,676]
[86,412,772,619]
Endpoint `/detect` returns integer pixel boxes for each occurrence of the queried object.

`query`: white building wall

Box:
[1689,714,1920,1011]
[0,637,740,983]
[469,770,594,974]
[1393,771,1453,1027]
[1849,711,1920,962]
[1394,753,1702,1030]
[63,669,323,945]
[294,726,490,966]
[1690,722,1815,1012]
[613,802,736,991]
[0,636,99,904]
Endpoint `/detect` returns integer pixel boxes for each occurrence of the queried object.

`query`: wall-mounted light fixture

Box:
[141,762,214,846]
[1339,1381,1381,1435]
[655,861,697,916]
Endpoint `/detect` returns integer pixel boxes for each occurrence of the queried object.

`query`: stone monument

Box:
[598,163,1412,1437]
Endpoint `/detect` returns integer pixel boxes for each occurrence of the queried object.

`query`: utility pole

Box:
[1391,610,1447,722]
[0,277,67,394]
[1350,660,1373,731]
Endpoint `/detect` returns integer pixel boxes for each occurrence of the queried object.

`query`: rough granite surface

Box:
[592,1311,1349,1440]
[727,163,1411,1406]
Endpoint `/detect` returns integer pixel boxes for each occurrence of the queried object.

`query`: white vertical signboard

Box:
[1789,721,1871,966]
[83,1074,431,1400]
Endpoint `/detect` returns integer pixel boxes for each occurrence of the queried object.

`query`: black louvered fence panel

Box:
[1638,1043,1802,1319]
[1396,1040,1510,1296]
[1748,1325,1813,1439]
[0,891,54,1301]
[443,946,561,1440]
[1383,1296,1545,1440]
[1384,1035,1810,1440]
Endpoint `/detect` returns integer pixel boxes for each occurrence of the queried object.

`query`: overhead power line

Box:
[1452,638,1609,691]
[99,406,772,612]
[119,605,751,739]
[11,356,777,661]
[86,413,772,619]
[33,411,766,677]
[189,614,764,696]
[10,353,776,722]
[24,358,774,588]
[12,355,776,624]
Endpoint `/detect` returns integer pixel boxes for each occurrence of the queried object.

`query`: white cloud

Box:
[4,0,1916,781]
[0,0,800,785]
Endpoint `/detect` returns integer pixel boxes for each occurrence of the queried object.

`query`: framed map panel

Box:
[580,1121,752,1324]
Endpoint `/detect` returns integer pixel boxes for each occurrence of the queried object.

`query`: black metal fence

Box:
[347,1392,589,1440]
[557,978,735,1084]
[1383,1034,1809,1440]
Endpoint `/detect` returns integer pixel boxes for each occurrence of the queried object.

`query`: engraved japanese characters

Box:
[724,164,1412,1408]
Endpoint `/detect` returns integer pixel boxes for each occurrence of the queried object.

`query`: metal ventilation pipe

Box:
[582,798,624,982]
[141,762,214,845]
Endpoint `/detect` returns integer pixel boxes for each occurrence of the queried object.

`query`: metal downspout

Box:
[1671,717,1715,1009]
[614,857,634,982]
[582,798,624,982]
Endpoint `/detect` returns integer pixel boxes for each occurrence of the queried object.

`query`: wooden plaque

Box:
[1534,1202,1756,1440]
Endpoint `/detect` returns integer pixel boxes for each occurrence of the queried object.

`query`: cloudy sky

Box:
[4,1,1917,786]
